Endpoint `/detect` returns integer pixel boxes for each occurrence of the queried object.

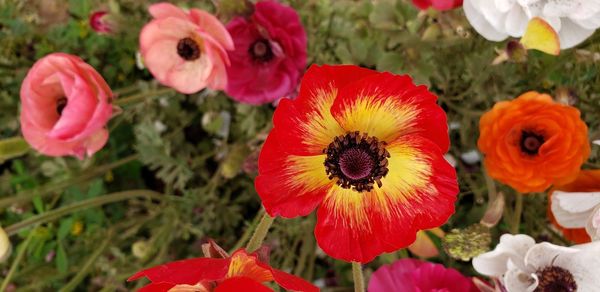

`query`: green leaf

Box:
[68,0,91,18]
[0,137,30,163]
[376,52,405,73]
[32,195,44,214]
[57,218,74,241]
[87,179,104,198]
[56,241,69,273]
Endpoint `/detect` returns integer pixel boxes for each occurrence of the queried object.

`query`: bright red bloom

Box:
[412,0,463,11]
[128,249,317,292]
[255,65,458,263]
[225,0,307,104]
[368,259,478,292]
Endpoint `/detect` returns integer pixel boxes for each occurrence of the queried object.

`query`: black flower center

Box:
[535,266,577,292]
[249,39,274,63]
[177,37,201,61]
[323,132,390,192]
[520,131,544,155]
[56,97,68,116]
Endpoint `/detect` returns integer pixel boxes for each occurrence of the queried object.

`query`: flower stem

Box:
[511,192,524,234]
[0,226,35,291]
[352,262,365,292]
[246,212,274,253]
[5,190,163,236]
[113,87,174,106]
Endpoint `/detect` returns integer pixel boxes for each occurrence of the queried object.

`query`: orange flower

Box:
[547,170,600,243]
[478,91,590,193]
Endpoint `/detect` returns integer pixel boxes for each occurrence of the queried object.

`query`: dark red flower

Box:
[255,65,458,263]
[225,0,307,104]
[89,11,114,34]
[128,249,318,292]
[412,0,463,11]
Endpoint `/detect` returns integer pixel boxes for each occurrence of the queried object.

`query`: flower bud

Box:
[443,223,491,261]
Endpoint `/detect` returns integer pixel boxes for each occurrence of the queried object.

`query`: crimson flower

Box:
[129,248,317,292]
[255,65,458,263]
[412,0,463,11]
[225,0,307,104]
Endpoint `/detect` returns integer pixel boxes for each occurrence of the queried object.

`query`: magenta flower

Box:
[225,0,307,105]
[20,53,114,159]
[139,3,234,94]
[89,11,113,34]
[368,259,479,292]
[412,0,463,11]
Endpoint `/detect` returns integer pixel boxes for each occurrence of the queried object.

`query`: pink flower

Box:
[89,11,113,34]
[412,0,463,11]
[139,3,234,94]
[368,259,478,292]
[225,0,307,105]
[20,53,114,159]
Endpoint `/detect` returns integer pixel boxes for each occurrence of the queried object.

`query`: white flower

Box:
[464,0,600,49]
[473,234,600,291]
[551,190,600,241]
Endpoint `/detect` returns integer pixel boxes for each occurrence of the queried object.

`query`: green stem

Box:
[0,227,35,291]
[0,154,138,210]
[5,190,163,236]
[113,88,174,106]
[59,230,113,292]
[511,193,524,234]
[352,262,365,292]
[246,212,274,253]
[231,209,264,252]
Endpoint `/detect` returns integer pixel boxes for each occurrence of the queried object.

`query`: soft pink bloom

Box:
[139,3,234,94]
[412,0,463,11]
[89,11,113,34]
[20,53,114,159]
[368,259,479,292]
[225,0,307,105]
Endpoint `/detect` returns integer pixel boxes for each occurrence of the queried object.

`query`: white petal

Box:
[572,12,600,30]
[495,0,516,12]
[524,242,578,269]
[460,149,481,164]
[551,241,600,291]
[473,234,535,277]
[557,18,595,49]
[586,206,600,241]
[505,5,529,36]
[503,269,537,292]
[551,191,600,228]
[594,140,600,146]
[543,0,580,17]
[464,0,510,41]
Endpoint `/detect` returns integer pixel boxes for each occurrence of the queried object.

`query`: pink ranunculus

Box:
[368,259,479,292]
[412,0,463,11]
[139,2,234,94]
[225,0,307,105]
[20,53,114,159]
[89,11,114,34]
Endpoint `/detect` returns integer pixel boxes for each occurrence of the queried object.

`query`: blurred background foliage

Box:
[0,0,599,290]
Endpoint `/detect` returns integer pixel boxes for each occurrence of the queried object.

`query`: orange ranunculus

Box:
[547,170,600,243]
[478,91,590,193]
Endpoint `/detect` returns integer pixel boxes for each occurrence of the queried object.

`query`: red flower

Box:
[128,248,317,292]
[255,65,458,263]
[225,0,307,104]
[89,11,113,34]
[412,0,463,11]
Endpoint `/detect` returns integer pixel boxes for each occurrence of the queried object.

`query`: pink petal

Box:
[148,2,189,20]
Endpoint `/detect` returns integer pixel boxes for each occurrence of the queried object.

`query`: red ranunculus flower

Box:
[225,0,307,105]
[255,65,458,263]
[412,0,463,11]
[129,248,318,292]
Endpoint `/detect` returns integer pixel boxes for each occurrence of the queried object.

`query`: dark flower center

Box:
[534,266,577,292]
[56,97,68,116]
[520,131,544,155]
[249,39,274,63]
[323,132,390,192]
[177,37,201,61]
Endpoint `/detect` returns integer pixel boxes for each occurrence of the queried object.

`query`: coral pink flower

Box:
[20,53,114,159]
[139,3,234,94]
[412,0,462,11]
[368,259,478,292]
[89,11,113,34]
[225,0,307,104]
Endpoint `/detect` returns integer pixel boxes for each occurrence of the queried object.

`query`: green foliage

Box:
[0,0,599,290]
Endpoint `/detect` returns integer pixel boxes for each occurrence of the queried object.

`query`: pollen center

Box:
[520,131,544,155]
[249,39,274,63]
[56,97,68,116]
[177,37,201,61]
[535,266,577,292]
[323,132,390,193]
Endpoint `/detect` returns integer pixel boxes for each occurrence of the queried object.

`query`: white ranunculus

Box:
[551,190,600,241]
[464,0,600,49]
[473,234,600,292]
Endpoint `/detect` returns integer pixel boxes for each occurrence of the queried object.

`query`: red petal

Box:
[128,257,230,285]
[314,135,458,263]
[138,282,177,292]
[270,268,319,292]
[330,71,450,153]
[215,277,273,292]
[227,250,273,282]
